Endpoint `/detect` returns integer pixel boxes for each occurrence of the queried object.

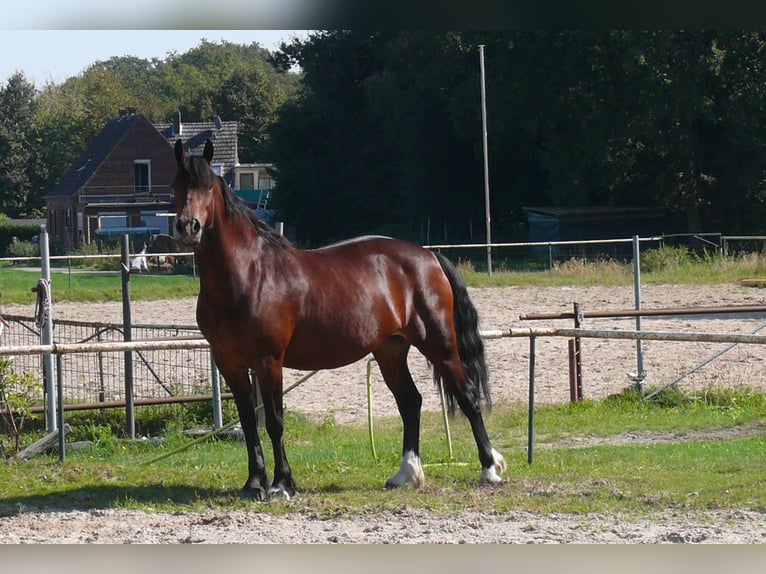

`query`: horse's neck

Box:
[197,218,280,286]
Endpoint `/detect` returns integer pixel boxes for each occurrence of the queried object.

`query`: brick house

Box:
[44,110,273,250]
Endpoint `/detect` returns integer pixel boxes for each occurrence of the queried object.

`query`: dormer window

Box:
[239,172,255,190]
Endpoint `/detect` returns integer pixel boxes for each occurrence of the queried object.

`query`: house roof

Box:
[154,117,239,183]
[46,112,240,199]
[524,206,665,222]
[46,113,151,198]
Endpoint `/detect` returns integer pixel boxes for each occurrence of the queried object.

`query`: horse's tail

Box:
[433,252,491,416]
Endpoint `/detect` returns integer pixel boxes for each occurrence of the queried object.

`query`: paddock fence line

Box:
[4,320,766,465]
[4,227,766,462]
[2,314,215,412]
[518,303,766,401]
[480,325,766,464]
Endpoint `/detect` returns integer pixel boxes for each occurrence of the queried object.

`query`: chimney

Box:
[172,111,182,136]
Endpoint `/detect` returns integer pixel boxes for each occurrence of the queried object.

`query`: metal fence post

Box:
[39,224,57,432]
[56,354,65,461]
[121,235,135,439]
[527,335,536,464]
[210,354,222,429]
[632,235,646,390]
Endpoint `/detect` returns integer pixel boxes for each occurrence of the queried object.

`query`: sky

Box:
[1,29,309,86]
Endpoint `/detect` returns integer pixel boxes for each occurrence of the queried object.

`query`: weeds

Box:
[0,357,42,457]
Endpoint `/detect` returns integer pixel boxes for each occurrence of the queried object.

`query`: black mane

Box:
[183,154,291,249]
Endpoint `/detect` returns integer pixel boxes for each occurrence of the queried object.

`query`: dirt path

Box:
[1,507,764,543]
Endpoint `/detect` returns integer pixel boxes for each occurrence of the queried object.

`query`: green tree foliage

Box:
[213,65,289,162]
[270,30,766,246]
[5,32,766,245]
[0,39,294,219]
[0,72,39,217]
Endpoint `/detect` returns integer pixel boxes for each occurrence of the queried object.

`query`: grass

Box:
[1,388,764,517]
[459,248,766,288]
[3,246,766,304]
[0,268,200,305]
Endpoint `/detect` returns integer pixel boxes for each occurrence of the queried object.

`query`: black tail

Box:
[433,252,491,416]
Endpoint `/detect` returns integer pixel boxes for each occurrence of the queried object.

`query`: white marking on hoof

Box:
[385,451,425,489]
[267,486,291,500]
[481,448,506,485]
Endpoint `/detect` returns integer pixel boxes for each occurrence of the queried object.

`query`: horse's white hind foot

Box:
[267,486,291,501]
[480,448,507,485]
[385,450,425,489]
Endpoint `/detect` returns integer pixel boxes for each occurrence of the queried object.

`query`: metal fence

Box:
[2,314,213,412]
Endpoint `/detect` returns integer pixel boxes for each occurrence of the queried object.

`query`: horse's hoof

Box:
[480,448,507,485]
[385,451,425,489]
[267,486,292,500]
[240,485,268,501]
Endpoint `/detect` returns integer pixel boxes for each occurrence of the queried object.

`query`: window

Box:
[134,160,151,194]
[212,164,223,177]
[258,173,274,189]
[239,172,255,190]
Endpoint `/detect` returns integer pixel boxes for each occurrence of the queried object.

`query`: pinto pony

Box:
[171,139,506,500]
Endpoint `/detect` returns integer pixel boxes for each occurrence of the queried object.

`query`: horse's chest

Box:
[196,296,282,358]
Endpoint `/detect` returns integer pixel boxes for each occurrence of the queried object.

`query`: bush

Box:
[640,245,696,272]
[0,222,41,257]
[0,357,42,457]
[6,240,39,260]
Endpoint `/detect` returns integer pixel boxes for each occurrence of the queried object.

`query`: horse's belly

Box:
[283,321,391,370]
[283,337,375,371]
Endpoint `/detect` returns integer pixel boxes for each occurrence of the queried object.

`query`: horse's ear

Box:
[203,139,214,164]
[174,139,186,164]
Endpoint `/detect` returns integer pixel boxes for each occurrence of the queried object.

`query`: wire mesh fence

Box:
[2,314,213,411]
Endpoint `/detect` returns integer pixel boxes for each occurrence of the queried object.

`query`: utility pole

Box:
[479,44,492,274]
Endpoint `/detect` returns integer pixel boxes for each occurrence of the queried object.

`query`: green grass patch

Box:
[459,247,766,288]
[2,388,764,517]
[0,268,200,305]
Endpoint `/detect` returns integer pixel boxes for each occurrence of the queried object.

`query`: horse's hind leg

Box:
[452,388,506,484]
[373,336,425,488]
[430,356,506,485]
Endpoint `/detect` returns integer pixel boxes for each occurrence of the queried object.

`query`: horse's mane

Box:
[183,155,291,249]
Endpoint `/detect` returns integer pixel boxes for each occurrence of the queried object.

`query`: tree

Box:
[0,72,39,217]
[214,65,288,162]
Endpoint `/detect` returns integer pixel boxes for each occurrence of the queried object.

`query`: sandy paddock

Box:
[2,283,765,543]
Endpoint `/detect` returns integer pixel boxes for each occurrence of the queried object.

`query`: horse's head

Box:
[172,138,217,247]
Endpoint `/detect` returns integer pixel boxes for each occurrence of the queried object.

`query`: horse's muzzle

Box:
[174,216,202,245]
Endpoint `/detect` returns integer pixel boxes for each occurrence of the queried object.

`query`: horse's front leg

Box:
[226,368,270,500]
[256,358,297,499]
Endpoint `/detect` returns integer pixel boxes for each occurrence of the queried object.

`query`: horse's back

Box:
[277,236,452,369]
[312,235,435,264]
[305,235,446,288]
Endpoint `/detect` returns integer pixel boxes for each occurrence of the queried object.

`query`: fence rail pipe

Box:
[520,305,766,321]
[0,338,210,357]
[506,327,766,345]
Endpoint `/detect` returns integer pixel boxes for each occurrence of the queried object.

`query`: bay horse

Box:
[171,139,506,500]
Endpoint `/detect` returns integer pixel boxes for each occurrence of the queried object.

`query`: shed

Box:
[524,206,667,257]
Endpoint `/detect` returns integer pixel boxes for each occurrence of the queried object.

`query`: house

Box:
[232,162,277,226]
[44,110,264,250]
